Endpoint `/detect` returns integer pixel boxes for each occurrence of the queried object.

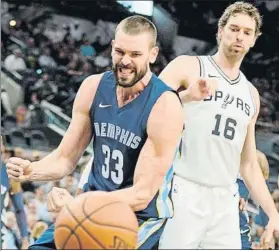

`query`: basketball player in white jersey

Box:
[158,2,279,249]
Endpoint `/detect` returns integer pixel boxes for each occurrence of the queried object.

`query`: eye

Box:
[115,49,124,55]
[131,53,141,58]
[244,31,252,35]
[231,28,238,32]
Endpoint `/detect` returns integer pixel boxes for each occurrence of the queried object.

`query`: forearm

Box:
[241,161,277,218]
[110,186,149,212]
[179,89,193,103]
[28,150,74,181]
[110,173,165,212]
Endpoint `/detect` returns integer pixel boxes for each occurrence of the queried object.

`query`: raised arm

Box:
[7,74,103,182]
[111,91,184,211]
[159,55,217,103]
[159,55,200,90]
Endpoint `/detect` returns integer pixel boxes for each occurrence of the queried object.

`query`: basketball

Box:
[54,191,138,249]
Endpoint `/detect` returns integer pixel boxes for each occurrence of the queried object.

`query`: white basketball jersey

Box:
[175,55,256,187]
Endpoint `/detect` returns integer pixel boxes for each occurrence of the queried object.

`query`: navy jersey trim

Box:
[208,56,241,85]
[137,218,166,248]
[89,72,108,124]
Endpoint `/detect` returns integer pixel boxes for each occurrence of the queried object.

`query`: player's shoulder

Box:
[74,73,105,110]
[158,90,181,105]
[77,73,105,98]
[151,91,183,121]
[171,55,199,67]
[81,73,105,90]
[247,80,260,102]
[160,55,200,89]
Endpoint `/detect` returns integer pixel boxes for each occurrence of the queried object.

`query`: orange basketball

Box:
[54,191,138,249]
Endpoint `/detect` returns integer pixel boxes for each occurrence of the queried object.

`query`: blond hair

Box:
[217,1,262,44]
[257,150,269,180]
[115,15,157,47]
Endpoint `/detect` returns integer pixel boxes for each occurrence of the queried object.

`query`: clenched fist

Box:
[6,157,32,182]
[47,187,74,213]
[180,77,218,102]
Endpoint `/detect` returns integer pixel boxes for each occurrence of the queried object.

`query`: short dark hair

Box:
[115,15,157,47]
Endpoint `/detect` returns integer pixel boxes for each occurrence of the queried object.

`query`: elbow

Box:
[240,159,257,177]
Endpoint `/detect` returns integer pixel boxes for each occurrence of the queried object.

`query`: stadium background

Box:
[1,0,279,249]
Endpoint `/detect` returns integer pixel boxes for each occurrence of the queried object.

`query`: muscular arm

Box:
[26,74,102,181]
[159,56,200,102]
[240,87,278,219]
[110,91,184,211]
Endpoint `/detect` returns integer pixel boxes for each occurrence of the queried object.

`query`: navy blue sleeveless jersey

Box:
[85,71,179,219]
[237,178,250,236]
[237,178,249,201]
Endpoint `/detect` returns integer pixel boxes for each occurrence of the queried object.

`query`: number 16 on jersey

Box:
[212,114,237,140]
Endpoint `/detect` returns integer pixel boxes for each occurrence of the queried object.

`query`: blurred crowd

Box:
[1,0,279,250]
[1,1,168,119]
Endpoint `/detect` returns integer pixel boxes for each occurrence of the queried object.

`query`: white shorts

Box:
[159,175,241,249]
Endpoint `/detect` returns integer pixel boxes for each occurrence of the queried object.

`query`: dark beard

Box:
[112,63,147,88]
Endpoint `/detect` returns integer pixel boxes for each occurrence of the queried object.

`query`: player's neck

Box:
[212,50,243,80]
[116,71,152,107]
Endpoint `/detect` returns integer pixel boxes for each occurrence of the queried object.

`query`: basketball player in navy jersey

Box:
[158,1,279,249]
[6,15,183,249]
[1,137,29,249]
[238,150,270,249]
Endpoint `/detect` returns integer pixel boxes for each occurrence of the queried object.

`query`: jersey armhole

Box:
[247,81,257,117]
[196,56,205,78]
[89,72,107,119]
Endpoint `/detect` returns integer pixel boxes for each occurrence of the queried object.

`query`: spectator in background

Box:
[4,48,27,72]
[32,73,51,91]
[32,186,52,225]
[2,211,20,249]
[60,175,78,196]
[38,48,57,69]
[92,35,107,53]
[31,221,48,243]
[26,200,39,227]
[94,54,110,69]
[70,21,82,42]
[1,86,13,116]
[1,137,29,249]
[56,50,70,66]
[273,189,279,206]
[80,37,96,57]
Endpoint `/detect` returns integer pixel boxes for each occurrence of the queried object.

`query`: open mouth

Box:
[119,67,134,74]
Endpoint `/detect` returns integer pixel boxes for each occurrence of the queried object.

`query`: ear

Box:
[111,40,115,57]
[217,27,223,43]
[149,46,159,64]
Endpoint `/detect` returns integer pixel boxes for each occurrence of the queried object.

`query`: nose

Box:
[236,30,244,41]
[121,54,132,66]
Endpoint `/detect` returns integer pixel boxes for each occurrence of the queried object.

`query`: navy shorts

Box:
[239,210,252,250]
[28,218,167,250]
